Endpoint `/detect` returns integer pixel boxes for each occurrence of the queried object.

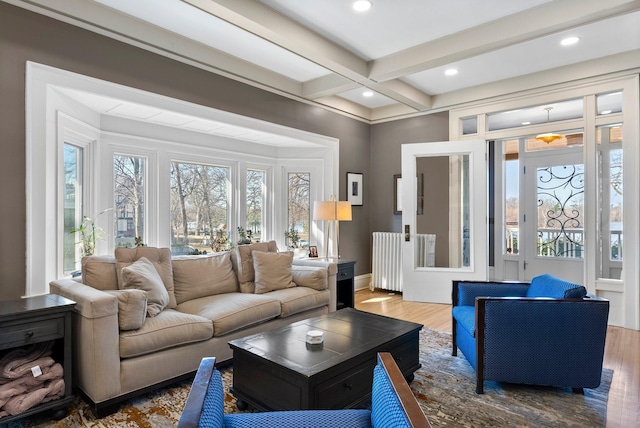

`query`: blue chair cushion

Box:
[223,409,372,428]
[525,274,587,299]
[198,368,224,428]
[452,305,476,337]
[371,357,411,428]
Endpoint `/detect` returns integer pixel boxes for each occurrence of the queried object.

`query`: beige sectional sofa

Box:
[49,242,337,417]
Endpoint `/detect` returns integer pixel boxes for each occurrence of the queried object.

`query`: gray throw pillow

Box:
[253,251,296,294]
[120,257,169,317]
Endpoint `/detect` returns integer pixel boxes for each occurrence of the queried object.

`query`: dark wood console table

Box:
[0,294,76,423]
[336,260,356,309]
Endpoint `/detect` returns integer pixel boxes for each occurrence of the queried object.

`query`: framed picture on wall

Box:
[394,174,402,214]
[347,172,363,206]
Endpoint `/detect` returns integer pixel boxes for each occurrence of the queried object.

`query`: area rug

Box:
[4,328,611,427]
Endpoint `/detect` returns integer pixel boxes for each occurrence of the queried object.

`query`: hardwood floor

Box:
[355,289,639,428]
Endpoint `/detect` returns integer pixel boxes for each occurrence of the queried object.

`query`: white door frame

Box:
[401,140,487,304]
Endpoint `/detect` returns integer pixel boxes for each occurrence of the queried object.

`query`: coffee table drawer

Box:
[316,362,375,409]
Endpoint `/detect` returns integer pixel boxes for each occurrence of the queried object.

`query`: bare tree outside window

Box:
[114,155,145,248]
[170,162,229,254]
[287,172,310,247]
[246,170,264,242]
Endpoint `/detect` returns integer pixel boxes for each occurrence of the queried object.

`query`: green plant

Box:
[70,209,111,256]
[284,227,300,248]
[210,224,233,252]
[237,226,252,245]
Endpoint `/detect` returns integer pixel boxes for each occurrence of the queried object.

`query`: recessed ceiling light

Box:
[353,1,372,12]
[522,121,531,125]
[444,68,459,76]
[600,110,612,115]
[561,36,580,46]
[363,91,374,97]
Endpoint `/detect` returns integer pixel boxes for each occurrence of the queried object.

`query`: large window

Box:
[598,124,623,279]
[170,162,230,254]
[114,155,146,248]
[63,143,83,274]
[287,172,310,248]
[246,169,264,243]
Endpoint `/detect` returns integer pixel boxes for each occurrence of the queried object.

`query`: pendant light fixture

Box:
[535,107,563,144]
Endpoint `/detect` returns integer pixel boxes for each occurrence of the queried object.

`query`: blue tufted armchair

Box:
[452,274,609,394]
[178,353,431,428]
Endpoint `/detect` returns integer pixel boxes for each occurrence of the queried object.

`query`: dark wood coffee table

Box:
[228,308,422,411]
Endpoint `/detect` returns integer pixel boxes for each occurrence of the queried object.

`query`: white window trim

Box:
[26,61,339,296]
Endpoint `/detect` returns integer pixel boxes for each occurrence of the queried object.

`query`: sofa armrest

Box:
[50,279,118,318]
[372,353,432,428]
[49,279,122,404]
[293,260,338,311]
[452,280,529,307]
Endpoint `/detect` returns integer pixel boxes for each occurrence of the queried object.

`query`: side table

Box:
[336,260,356,309]
[0,294,76,423]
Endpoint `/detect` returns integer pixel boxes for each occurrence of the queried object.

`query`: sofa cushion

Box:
[268,287,331,318]
[115,247,177,309]
[177,293,281,336]
[525,274,587,299]
[253,251,296,294]
[291,265,328,291]
[118,309,213,358]
[452,305,476,337]
[231,241,278,293]
[105,289,147,331]
[81,255,118,291]
[120,257,169,317]
[172,252,239,304]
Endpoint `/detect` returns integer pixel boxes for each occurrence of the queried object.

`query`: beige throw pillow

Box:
[115,247,177,309]
[291,265,328,291]
[231,241,278,293]
[253,251,296,294]
[120,257,169,317]
[172,252,239,304]
[105,289,147,330]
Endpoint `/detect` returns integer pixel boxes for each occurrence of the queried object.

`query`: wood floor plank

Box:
[355,289,639,428]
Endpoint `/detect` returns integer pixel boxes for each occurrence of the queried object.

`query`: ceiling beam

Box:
[303,74,360,99]
[181,0,435,111]
[370,0,640,82]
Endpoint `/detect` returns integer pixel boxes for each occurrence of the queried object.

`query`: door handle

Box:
[404,225,410,241]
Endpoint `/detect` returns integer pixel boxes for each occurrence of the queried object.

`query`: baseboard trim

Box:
[355,274,371,291]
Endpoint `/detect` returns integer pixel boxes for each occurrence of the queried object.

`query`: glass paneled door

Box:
[523,152,584,283]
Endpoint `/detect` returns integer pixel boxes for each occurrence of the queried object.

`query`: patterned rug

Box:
[3,328,611,427]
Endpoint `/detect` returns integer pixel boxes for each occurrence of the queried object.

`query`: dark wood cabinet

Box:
[0,294,76,423]
[336,260,356,310]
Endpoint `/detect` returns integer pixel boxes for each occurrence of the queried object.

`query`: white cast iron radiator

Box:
[370,232,436,292]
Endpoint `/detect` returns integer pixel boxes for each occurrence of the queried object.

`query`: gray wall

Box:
[0,3,382,299]
[369,113,450,239]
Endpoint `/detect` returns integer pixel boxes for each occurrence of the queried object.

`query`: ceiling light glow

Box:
[561,36,580,46]
[521,121,531,125]
[363,91,374,97]
[600,110,612,115]
[444,68,459,76]
[353,1,372,12]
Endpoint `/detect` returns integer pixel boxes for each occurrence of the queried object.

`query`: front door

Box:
[401,140,487,303]
[522,151,584,283]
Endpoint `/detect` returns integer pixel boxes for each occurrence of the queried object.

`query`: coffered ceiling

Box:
[7,0,640,123]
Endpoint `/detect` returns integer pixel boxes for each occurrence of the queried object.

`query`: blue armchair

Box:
[452,274,609,394]
[178,353,431,428]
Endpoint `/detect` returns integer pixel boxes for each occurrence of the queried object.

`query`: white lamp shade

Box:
[336,201,352,221]
[313,201,336,220]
